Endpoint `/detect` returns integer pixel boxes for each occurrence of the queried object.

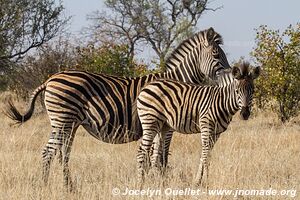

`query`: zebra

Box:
[136,62,260,186]
[5,27,230,189]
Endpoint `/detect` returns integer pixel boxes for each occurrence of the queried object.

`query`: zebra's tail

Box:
[5,83,47,124]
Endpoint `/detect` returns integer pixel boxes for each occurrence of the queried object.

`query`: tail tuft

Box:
[4,100,28,124]
[4,82,47,124]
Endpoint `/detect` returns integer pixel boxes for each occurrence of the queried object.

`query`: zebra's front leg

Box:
[195,122,219,187]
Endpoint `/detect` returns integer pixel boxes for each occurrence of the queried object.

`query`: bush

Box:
[6,38,76,99]
[251,24,300,123]
[4,40,149,99]
[75,42,148,77]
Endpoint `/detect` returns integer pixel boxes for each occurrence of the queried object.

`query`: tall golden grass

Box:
[0,94,299,199]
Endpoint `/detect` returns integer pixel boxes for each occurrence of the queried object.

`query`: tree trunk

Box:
[159,54,166,71]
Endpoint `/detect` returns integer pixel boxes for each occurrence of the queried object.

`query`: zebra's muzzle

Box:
[215,67,224,77]
[240,106,250,120]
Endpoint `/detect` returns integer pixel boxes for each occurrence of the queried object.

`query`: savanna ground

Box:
[0,93,299,200]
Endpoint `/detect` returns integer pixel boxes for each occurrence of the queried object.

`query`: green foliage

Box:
[75,43,148,77]
[5,40,149,98]
[251,24,300,123]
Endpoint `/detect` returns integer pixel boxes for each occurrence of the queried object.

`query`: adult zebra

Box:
[5,27,230,188]
[136,62,260,186]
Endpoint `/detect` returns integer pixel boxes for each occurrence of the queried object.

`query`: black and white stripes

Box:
[5,27,230,188]
[136,62,260,185]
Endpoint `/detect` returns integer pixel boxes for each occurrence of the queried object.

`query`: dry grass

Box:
[0,96,299,199]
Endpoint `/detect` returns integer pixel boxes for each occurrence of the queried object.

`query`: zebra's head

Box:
[198,27,231,81]
[165,27,230,83]
[232,62,260,120]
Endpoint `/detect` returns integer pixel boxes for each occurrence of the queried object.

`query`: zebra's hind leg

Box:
[42,129,63,185]
[57,149,63,165]
[160,131,173,171]
[150,130,173,173]
[42,123,78,191]
[60,124,78,191]
[137,128,160,186]
[147,133,164,182]
[150,134,163,169]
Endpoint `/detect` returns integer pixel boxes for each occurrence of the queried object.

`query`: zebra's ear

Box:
[207,27,215,43]
[251,67,260,79]
[232,66,242,80]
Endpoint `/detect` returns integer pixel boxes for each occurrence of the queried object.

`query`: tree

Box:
[251,24,300,123]
[7,37,76,98]
[0,0,69,63]
[89,0,220,69]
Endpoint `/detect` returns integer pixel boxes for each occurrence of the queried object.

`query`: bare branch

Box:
[0,0,69,62]
[88,0,220,66]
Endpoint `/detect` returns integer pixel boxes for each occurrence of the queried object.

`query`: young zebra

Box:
[136,62,260,185]
[5,27,230,189]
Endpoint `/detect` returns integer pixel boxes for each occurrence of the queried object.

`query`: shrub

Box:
[251,24,300,123]
[75,42,148,77]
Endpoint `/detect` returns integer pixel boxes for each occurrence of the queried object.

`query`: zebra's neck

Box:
[159,68,187,81]
[219,81,240,116]
[164,39,205,84]
[145,67,197,83]
[215,69,234,86]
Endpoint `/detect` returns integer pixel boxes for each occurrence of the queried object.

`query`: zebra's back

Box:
[45,70,145,143]
[137,79,217,134]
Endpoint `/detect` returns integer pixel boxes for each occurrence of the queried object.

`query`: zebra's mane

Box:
[216,62,253,86]
[165,27,223,71]
[224,62,251,75]
[237,62,251,78]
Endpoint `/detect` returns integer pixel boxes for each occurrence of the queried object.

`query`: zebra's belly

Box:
[81,118,142,144]
[170,120,201,134]
[171,125,200,134]
[215,123,228,135]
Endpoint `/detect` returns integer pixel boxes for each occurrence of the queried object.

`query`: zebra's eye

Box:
[212,50,220,61]
[212,48,218,55]
[214,53,220,59]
